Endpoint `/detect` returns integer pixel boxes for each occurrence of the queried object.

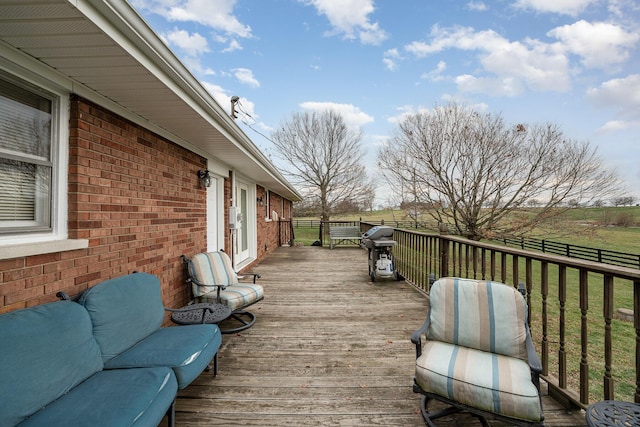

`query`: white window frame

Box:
[265,189,271,221]
[0,56,87,259]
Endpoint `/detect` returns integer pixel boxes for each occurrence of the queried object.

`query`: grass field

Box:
[295,206,640,254]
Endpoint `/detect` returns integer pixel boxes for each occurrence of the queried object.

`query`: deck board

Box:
[164,246,587,426]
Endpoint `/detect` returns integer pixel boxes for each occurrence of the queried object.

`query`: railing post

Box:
[559,265,567,389]
[579,269,589,404]
[525,258,533,327]
[635,280,640,403]
[603,274,614,400]
[541,261,549,377]
[439,237,449,278]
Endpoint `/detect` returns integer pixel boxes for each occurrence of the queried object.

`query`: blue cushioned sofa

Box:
[0,272,222,426]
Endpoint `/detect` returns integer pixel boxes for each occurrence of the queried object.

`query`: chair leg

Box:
[219,310,256,334]
[166,399,176,427]
[204,353,219,377]
[420,395,490,427]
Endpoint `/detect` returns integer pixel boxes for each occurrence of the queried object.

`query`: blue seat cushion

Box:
[0,301,103,427]
[104,324,222,389]
[79,272,165,362]
[19,367,177,427]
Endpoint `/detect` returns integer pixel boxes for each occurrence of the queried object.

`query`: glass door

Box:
[235,183,249,263]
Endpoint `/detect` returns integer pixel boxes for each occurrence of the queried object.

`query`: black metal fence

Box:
[494,237,640,269]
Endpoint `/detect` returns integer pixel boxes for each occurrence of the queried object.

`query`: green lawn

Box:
[296,206,640,254]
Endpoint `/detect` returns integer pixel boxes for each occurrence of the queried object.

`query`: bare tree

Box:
[271,110,373,221]
[611,195,637,206]
[377,103,623,240]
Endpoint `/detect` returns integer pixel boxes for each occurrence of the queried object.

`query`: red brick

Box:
[2,96,291,315]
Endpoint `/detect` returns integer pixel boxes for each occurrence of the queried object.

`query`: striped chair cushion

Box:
[187,251,263,310]
[427,277,528,360]
[415,341,543,422]
[188,252,238,298]
[198,283,264,311]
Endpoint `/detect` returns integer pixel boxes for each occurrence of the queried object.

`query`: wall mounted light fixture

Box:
[197,169,212,188]
[256,197,264,206]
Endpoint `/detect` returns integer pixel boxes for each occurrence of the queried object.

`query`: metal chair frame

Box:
[181,253,263,334]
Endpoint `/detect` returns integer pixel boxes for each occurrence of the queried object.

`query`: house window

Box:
[0,74,54,234]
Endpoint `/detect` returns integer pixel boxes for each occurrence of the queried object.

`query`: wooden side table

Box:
[585,400,640,426]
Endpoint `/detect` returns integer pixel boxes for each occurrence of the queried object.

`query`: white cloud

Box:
[387,104,432,124]
[547,20,639,69]
[202,81,262,125]
[299,101,374,128]
[421,60,447,81]
[232,68,260,88]
[202,82,233,108]
[607,0,640,20]
[134,0,252,38]
[405,26,571,94]
[596,120,640,132]
[512,0,598,16]
[303,0,388,45]
[165,28,209,55]
[466,1,488,11]
[221,39,243,53]
[383,48,401,71]
[587,74,640,119]
[455,74,525,96]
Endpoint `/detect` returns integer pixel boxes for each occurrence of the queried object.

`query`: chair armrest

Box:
[238,273,261,284]
[411,315,431,359]
[524,324,542,374]
[524,323,543,392]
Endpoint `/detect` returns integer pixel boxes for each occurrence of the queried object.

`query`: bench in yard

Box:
[329,225,362,249]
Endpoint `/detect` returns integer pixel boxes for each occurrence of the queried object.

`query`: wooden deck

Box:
[165,246,588,426]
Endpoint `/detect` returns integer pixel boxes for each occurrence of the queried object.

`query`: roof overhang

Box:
[0,0,301,201]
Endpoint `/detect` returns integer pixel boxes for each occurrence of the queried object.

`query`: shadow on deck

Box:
[163,246,587,426]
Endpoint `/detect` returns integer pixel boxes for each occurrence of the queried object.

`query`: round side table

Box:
[585,400,640,427]
[170,302,231,325]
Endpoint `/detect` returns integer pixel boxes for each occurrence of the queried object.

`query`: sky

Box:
[130,0,640,206]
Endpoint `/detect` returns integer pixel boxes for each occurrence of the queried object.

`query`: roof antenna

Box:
[230,96,239,119]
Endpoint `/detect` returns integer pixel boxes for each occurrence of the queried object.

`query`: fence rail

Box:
[496,237,640,269]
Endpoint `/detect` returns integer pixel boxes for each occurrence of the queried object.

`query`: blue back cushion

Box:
[79,272,164,362]
[0,301,103,426]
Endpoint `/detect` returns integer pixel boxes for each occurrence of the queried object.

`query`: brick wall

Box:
[0,96,208,314]
[256,187,293,261]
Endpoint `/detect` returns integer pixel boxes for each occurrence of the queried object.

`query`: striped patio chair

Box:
[411,277,544,426]
[183,251,263,334]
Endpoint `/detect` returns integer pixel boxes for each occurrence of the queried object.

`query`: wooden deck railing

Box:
[358,222,640,409]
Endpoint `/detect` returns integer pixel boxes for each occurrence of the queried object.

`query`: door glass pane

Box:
[240,188,248,251]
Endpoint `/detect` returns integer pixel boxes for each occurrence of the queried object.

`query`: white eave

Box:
[0,0,301,201]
